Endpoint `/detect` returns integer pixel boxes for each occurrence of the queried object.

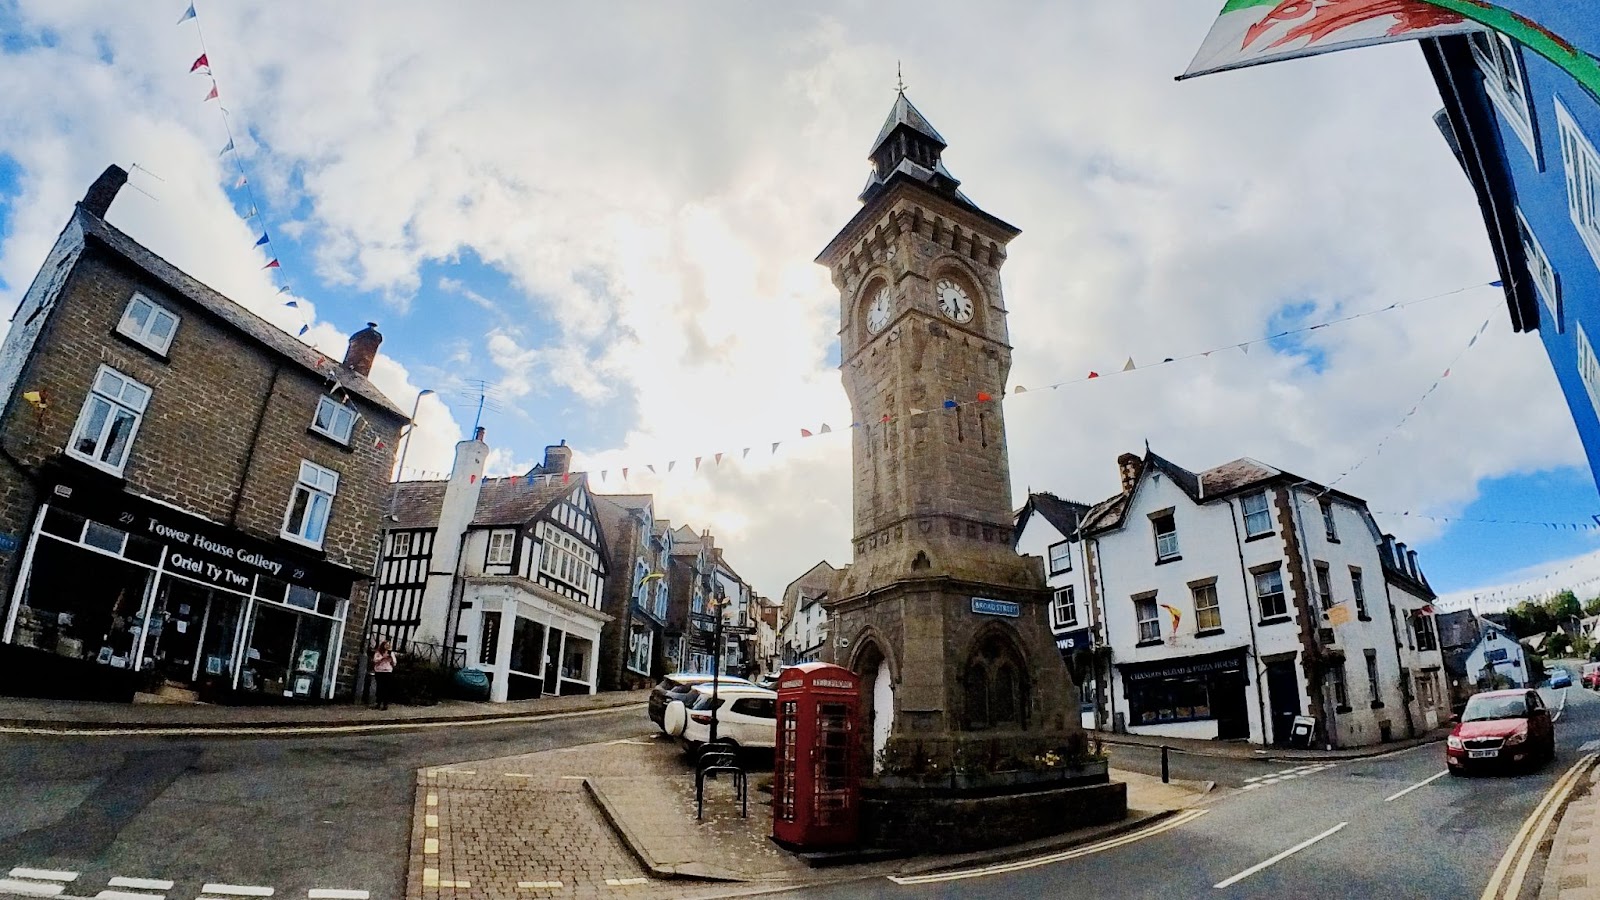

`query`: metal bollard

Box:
[1161,745,1170,784]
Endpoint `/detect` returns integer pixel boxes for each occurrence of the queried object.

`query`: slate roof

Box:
[1199,458,1282,497]
[387,480,448,529]
[1015,492,1090,544]
[870,92,947,155]
[1146,451,1202,501]
[76,208,407,419]
[383,474,582,530]
[1435,609,1482,651]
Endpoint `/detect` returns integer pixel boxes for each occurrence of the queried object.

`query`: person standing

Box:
[371,640,397,711]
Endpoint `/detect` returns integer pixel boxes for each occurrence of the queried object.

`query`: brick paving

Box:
[1544,771,1600,900]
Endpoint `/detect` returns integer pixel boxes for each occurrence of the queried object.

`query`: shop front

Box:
[0,469,356,703]
[467,576,606,702]
[1117,646,1251,741]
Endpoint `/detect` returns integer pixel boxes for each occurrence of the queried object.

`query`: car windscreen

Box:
[688,690,724,711]
[1462,694,1528,722]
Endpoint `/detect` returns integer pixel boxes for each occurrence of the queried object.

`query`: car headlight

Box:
[1447,735,1464,750]
[1505,729,1528,746]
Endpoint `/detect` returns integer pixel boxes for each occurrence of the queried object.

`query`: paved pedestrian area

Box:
[1542,767,1600,900]
[407,732,1215,898]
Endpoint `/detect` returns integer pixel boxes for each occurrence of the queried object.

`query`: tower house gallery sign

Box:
[46,473,351,595]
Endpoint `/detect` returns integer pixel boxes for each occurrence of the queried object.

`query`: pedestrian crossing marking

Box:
[518,881,564,889]
[108,878,174,891]
[604,877,648,886]
[8,870,77,883]
[0,879,65,897]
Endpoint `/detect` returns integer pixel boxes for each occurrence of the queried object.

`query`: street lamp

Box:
[389,389,435,507]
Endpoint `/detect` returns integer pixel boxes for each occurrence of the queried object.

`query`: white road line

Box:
[199,885,274,897]
[95,891,165,900]
[604,878,648,886]
[1213,821,1348,889]
[0,881,64,897]
[307,890,371,899]
[518,881,564,889]
[889,809,1209,884]
[1384,770,1450,802]
[6,872,75,883]
[107,879,173,891]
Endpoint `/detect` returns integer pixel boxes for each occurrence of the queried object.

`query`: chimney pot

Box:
[343,322,382,376]
[81,165,129,219]
[474,426,486,443]
[542,442,572,477]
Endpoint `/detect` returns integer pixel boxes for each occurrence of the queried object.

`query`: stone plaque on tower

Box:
[815,90,1125,850]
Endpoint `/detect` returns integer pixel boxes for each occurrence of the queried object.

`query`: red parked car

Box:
[1447,689,1555,775]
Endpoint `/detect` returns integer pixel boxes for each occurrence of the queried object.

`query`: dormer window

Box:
[311,396,356,444]
[117,293,179,355]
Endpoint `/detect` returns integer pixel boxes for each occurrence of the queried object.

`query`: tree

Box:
[1507,599,1555,639]
[1574,634,1596,660]
[1547,631,1574,659]
[1585,596,1600,618]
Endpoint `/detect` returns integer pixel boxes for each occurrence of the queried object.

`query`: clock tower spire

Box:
[812,92,1115,854]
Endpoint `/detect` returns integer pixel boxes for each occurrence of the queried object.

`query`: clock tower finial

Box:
[895,60,905,95]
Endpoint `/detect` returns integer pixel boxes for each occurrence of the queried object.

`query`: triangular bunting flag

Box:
[1087,371,1099,379]
[667,461,676,472]
[284,300,298,308]
[255,233,269,247]
[1490,280,1504,287]
[622,467,629,481]
[297,325,309,336]
[177,4,196,24]
[235,175,247,188]
[1442,368,1451,378]
[276,286,291,295]
[880,414,891,423]
[204,83,219,101]
[715,453,723,465]
[189,54,209,73]
[976,391,993,402]
[943,399,958,409]
[563,472,571,484]
[771,442,781,454]
[800,428,813,438]
[1122,358,1136,372]
[1468,335,1478,347]
[262,259,280,269]
[909,407,925,416]
[1238,344,1250,355]
[1162,358,1174,363]
[600,470,607,482]
[741,448,750,459]
[1012,385,1027,394]
[647,464,656,474]
[469,474,477,484]
[694,457,702,471]
[219,138,234,156]
[819,424,832,434]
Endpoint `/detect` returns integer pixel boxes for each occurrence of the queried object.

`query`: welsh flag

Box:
[1182,1,1600,100]
[1181,0,1478,80]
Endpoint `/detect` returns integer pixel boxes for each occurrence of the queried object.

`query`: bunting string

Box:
[177,3,313,339]
[1370,511,1600,531]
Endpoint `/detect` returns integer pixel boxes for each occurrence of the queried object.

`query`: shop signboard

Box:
[46,473,353,595]
[1123,648,1248,683]
[0,533,17,553]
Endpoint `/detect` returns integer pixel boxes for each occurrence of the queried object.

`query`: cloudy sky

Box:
[0,1,1595,604]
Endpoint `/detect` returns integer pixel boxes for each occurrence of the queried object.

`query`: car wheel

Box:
[1449,766,1467,777]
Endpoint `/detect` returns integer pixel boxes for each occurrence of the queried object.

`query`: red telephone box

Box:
[772,662,861,849]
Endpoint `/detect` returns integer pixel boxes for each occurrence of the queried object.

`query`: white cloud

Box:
[0,1,1587,601]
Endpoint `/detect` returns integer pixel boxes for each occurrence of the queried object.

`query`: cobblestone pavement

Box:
[1543,769,1600,900]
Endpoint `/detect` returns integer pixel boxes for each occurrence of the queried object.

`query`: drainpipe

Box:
[1286,483,1333,748]
[1226,499,1270,746]
[1379,563,1418,739]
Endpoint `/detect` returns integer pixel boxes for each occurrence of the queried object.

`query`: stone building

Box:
[0,165,407,703]
[591,493,670,691]
[816,93,1122,849]
[780,559,838,665]
[380,437,610,699]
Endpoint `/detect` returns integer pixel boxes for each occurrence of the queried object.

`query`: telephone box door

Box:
[773,662,861,849]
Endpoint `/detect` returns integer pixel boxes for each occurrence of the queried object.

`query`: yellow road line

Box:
[1480,752,1596,900]
[888,808,1209,885]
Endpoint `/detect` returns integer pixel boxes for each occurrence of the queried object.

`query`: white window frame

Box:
[486,530,515,566]
[1517,210,1562,331]
[1351,569,1368,619]
[389,531,412,557]
[1047,540,1072,575]
[1578,324,1600,422]
[1471,31,1539,164]
[1365,653,1381,705]
[1242,492,1272,537]
[282,460,339,549]
[1255,567,1287,620]
[1135,597,1160,644]
[1153,515,1179,561]
[1315,563,1334,611]
[1556,98,1600,270]
[1051,586,1078,631]
[116,293,180,355]
[311,395,357,445]
[1193,583,1222,632]
[1320,500,1338,541]
[67,365,150,476]
[538,524,596,592]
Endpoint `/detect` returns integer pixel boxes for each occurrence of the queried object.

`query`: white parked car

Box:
[663,683,778,751]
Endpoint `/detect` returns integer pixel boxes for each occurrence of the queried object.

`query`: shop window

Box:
[116,293,180,355]
[311,396,356,445]
[1315,563,1333,611]
[1242,491,1272,537]
[68,365,150,475]
[1129,676,1212,725]
[1193,583,1222,632]
[627,623,652,675]
[282,460,339,548]
[1050,586,1077,631]
[11,537,150,666]
[1321,500,1338,541]
[1136,596,1161,644]
[1254,567,1287,620]
[486,530,515,566]
[508,616,544,676]
[84,521,127,554]
[561,636,592,682]
[1048,540,1072,574]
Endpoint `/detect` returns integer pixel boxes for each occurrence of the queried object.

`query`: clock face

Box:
[867,286,893,334]
[937,278,974,323]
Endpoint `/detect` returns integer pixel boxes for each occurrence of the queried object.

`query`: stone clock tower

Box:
[817,92,1095,827]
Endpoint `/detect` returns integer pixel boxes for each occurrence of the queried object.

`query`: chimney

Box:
[1407,549,1421,581]
[542,440,572,477]
[1116,452,1143,493]
[81,165,129,219]
[411,430,489,648]
[343,322,383,376]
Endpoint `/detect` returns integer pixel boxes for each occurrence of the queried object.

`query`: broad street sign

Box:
[971,597,1020,618]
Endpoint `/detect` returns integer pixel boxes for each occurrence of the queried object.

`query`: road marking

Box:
[604,878,648,886]
[0,880,64,897]
[425,794,437,807]
[199,885,274,897]
[503,773,533,778]
[0,701,647,738]
[423,837,439,854]
[95,891,165,900]
[1479,752,1597,900]
[1384,770,1450,802]
[419,870,468,889]
[6,871,75,883]
[307,890,370,899]
[424,814,438,828]
[888,808,1209,884]
[439,769,476,775]
[518,881,564,889]
[107,879,173,891]
[1554,689,1570,723]
[1214,821,1348,889]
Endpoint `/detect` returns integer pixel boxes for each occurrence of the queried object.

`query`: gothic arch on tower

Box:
[958,622,1034,732]
[849,628,898,773]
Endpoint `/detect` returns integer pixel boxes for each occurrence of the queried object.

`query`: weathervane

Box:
[896,61,906,94]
